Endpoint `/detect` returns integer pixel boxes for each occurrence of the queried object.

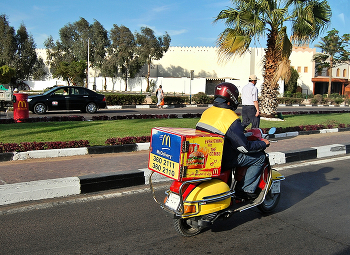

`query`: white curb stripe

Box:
[12,148,88,160]
[141,168,169,185]
[312,144,346,158]
[0,177,80,206]
[273,155,350,171]
[269,152,286,165]
[136,143,150,151]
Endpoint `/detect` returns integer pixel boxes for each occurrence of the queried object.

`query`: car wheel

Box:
[33,103,47,114]
[86,102,97,113]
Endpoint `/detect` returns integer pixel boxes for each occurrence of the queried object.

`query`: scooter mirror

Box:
[268,127,276,135]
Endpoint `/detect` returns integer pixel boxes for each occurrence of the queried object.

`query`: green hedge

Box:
[151,95,189,104]
[105,94,146,105]
[192,92,214,104]
[277,97,304,104]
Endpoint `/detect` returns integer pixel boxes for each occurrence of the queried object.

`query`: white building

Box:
[312,62,350,95]
[31,46,317,96]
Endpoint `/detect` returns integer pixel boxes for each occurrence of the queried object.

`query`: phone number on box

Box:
[150,154,179,179]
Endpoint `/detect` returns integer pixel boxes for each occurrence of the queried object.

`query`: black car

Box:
[28,86,106,114]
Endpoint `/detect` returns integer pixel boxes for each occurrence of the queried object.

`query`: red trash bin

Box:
[13,93,29,122]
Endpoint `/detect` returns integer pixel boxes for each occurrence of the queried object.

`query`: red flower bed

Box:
[0,140,89,153]
[105,136,151,146]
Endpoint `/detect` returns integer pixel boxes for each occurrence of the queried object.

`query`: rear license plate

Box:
[165,192,180,211]
[271,181,280,194]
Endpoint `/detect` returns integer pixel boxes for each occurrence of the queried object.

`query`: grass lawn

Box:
[1,113,349,146]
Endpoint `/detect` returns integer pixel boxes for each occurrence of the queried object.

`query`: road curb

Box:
[106,104,350,109]
[0,143,149,162]
[2,128,350,163]
[1,141,350,206]
[1,128,350,206]
[0,177,80,206]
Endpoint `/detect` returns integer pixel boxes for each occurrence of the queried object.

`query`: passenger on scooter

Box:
[196,82,270,200]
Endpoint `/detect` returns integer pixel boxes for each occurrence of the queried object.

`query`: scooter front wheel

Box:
[257,191,280,213]
[173,218,202,237]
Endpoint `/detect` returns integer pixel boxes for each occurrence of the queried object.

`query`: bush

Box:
[164,96,188,105]
[334,97,344,105]
[105,94,146,105]
[105,136,151,145]
[311,94,325,105]
[151,95,188,104]
[277,97,303,104]
[192,92,214,104]
[0,140,89,153]
[283,91,307,99]
[0,115,86,124]
[294,92,303,98]
[283,91,293,97]
[329,93,342,99]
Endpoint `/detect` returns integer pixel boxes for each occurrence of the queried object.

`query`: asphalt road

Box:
[1,105,347,121]
[1,155,350,254]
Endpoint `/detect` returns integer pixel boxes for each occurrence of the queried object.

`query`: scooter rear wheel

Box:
[257,191,280,213]
[174,218,202,237]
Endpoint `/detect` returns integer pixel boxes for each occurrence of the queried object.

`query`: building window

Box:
[304,67,308,73]
[336,68,340,77]
[343,69,347,77]
[297,66,301,72]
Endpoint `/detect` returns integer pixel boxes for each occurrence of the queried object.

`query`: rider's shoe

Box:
[245,192,258,200]
[235,190,258,201]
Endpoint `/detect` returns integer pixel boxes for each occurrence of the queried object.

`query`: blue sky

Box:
[1,0,348,49]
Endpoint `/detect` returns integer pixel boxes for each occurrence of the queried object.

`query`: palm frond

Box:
[216,29,252,62]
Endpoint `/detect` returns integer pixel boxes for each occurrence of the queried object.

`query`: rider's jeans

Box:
[236,152,266,193]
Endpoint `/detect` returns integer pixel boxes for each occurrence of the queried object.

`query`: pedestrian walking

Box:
[156,85,164,109]
[241,74,260,128]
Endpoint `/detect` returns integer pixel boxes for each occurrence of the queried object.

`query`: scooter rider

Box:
[196,82,270,200]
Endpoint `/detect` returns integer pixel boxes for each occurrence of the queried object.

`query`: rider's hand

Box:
[261,138,270,147]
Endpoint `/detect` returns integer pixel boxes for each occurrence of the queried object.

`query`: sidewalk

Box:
[1,129,350,206]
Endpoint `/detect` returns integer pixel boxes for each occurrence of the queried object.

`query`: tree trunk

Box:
[124,75,128,91]
[327,57,333,96]
[146,58,151,92]
[260,30,281,118]
[124,62,129,91]
[112,77,115,92]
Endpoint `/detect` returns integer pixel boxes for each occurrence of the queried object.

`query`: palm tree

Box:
[313,29,350,96]
[215,0,331,117]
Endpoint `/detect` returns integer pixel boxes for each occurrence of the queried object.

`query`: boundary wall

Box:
[31,46,316,95]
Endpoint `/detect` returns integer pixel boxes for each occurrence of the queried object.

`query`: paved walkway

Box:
[0,130,349,185]
[1,130,350,207]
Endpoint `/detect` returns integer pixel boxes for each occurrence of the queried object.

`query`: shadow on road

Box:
[208,166,337,234]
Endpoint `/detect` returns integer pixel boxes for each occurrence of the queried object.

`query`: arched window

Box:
[343,69,347,77]
[336,68,340,77]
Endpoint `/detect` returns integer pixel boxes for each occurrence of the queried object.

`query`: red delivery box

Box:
[148,127,224,181]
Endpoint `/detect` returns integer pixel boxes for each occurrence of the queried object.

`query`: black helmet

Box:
[214,82,239,109]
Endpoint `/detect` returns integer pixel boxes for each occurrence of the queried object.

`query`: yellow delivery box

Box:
[148,127,224,181]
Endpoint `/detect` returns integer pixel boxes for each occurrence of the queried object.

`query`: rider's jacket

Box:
[196,101,266,170]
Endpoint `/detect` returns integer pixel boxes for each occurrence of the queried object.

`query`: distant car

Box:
[28,86,106,114]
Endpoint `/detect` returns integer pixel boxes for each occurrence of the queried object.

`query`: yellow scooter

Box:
[148,127,284,237]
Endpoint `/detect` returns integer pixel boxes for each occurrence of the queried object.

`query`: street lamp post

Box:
[87,38,90,89]
[190,70,194,104]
